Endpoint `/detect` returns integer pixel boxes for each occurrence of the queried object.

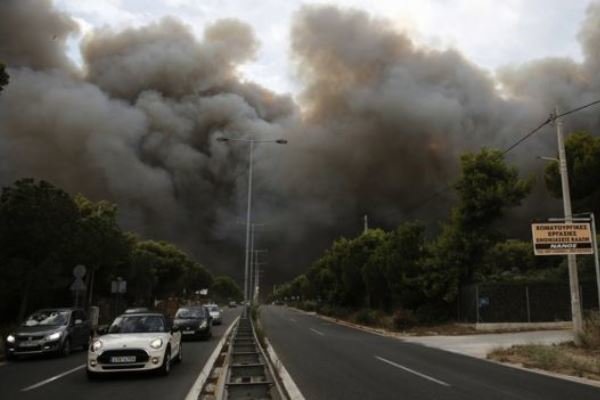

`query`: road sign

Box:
[531,222,593,255]
[73,264,86,278]
[70,278,86,292]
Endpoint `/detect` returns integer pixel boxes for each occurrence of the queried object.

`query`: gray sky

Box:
[55,0,591,94]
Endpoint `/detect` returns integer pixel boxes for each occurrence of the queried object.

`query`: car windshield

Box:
[108,315,166,333]
[175,309,205,319]
[23,310,70,327]
[208,305,219,312]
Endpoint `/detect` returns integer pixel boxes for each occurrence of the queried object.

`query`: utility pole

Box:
[215,136,287,310]
[554,107,584,339]
[253,250,268,303]
[590,213,600,312]
[363,214,369,234]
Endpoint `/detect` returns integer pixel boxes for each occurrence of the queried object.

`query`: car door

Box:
[72,310,87,347]
[165,316,180,357]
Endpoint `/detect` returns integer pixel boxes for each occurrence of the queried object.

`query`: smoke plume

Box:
[1,0,600,285]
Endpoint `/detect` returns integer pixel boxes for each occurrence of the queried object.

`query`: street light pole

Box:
[243,140,254,304]
[553,107,584,339]
[216,136,287,309]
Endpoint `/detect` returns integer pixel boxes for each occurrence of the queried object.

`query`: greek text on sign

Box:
[531,222,593,255]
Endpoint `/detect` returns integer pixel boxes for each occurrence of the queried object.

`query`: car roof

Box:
[34,308,79,313]
[118,312,165,318]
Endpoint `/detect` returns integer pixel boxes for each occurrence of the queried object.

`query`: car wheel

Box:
[158,348,171,376]
[175,343,182,364]
[60,338,71,357]
[5,352,16,361]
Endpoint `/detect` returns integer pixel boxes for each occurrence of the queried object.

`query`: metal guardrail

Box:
[221,312,286,400]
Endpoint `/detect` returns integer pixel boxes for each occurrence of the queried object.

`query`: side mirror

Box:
[171,325,180,333]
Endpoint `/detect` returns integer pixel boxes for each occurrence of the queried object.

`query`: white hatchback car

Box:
[87,312,182,379]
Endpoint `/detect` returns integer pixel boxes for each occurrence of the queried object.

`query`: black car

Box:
[173,307,212,340]
[4,308,91,360]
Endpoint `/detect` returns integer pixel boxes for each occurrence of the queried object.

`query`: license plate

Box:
[110,356,136,363]
[183,330,195,335]
[19,341,40,348]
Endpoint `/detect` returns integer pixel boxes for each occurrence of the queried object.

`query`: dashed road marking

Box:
[375,356,450,387]
[21,364,86,392]
[310,328,325,336]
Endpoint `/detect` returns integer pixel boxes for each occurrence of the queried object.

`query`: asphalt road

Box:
[261,305,600,400]
[0,307,241,400]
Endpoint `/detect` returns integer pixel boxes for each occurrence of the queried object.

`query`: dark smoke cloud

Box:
[0,0,78,71]
[1,1,599,285]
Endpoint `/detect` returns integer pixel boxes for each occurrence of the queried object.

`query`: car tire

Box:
[5,352,15,361]
[158,348,171,376]
[60,338,71,357]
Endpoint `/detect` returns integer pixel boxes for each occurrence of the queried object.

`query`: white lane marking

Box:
[375,356,450,387]
[21,364,86,392]
[310,328,325,336]
[184,316,239,400]
[289,318,297,322]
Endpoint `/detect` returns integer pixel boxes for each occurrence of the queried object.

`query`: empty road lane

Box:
[261,305,600,400]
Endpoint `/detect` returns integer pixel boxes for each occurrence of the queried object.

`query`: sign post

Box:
[531,222,593,255]
[70,265,87,307]
[532,217,600,312]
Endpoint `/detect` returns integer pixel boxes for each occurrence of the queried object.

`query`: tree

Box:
[0,179,80,320]
[66,194,131,306]
[423,148,532,302]
[211,276,243,302]
[0,63,8,92]
[544,131,600,219]
[366,222,428,310]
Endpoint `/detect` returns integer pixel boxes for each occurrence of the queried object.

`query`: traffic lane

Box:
[4,307,241,400]
[262,306,600,400]
[261,306,450,400]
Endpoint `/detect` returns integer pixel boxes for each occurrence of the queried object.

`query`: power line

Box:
[398,98,600,217]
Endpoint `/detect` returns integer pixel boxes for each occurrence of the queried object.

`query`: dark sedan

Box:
[173,307,212,340]
[4,308,91,359]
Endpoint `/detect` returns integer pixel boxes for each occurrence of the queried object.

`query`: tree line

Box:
[0,178,242,323]
[273,135,600,322]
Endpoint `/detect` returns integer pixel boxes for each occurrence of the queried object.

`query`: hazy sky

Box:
[54,0,591,95]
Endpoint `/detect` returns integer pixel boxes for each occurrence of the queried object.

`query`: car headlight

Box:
[150,338,163,349]
[199,320,207,329]
[92,340,103,352]
[6,335,15,343]
[46,331,62,341]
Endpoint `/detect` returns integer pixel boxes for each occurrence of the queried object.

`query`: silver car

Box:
[206,304,222,325]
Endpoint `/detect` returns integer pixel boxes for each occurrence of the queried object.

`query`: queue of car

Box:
[3,303,226,379]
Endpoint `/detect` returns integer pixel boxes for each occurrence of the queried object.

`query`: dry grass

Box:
[488,313,600,381]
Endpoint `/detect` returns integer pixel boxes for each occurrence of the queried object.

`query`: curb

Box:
[264,337,306,400]
[184,316,239,400]
[289,307,600,389]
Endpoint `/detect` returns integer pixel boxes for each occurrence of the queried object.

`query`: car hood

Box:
[97,333,169,349]
[209,311,220,317]
[174,318,205,327]
[14,326,66,336]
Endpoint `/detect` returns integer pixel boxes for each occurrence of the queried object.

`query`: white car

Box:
[87,312,182,379]
[206,304,222,325]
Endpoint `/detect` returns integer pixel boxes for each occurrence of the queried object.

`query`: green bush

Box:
[392,308,417,330]
[581,312,600,350]
[414,303,452,324]
[355,308,378,325]
[300,300,318,312]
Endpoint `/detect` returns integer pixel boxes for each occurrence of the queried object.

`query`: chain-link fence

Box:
[458,282,599,323]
